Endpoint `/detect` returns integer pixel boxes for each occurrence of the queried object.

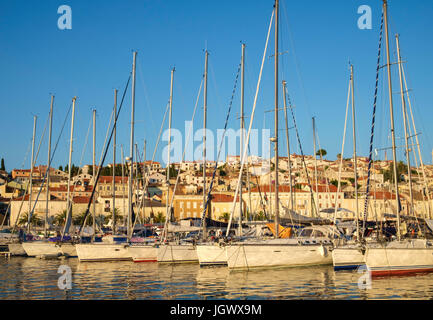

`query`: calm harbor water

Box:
[0,257,432,300]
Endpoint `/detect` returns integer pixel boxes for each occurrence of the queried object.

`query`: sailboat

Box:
[365,0,433,277]
[196,43,248,266]
[76,52,138,262]
[225,0,333,271]
[156,56,204,264]
[22,97,75,258]
[331,65,368,270]
[128,68,177,263]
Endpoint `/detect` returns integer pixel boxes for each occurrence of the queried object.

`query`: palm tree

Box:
[153,212,165,223]
[254,211,267,221]
[105,208,123,225]
[219,212,230,223]
[73,211,93,226]
[53,210,67,226]
[18,212,43,227]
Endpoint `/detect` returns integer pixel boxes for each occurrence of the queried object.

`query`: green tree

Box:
[254,211,267,221]
[168,164,178,178]
[53,210,67,226]
[316,149,327,157]
[330,180,347,188]
[18,212,43,227]
[73,211,93,226]
[58,165,63,171]
[0,158,5,171]
[153,212,166,223]
[105,208,123,225]
[382,161,407,183]
[218,168,227,177]
[219,212,230,222]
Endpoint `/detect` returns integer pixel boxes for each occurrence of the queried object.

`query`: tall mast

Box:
[396,34,414,217]
[401,64,432,219]
[112,89,118,234]
[128,51,137,239]
[312,117,319,217]
[27,115,37,233]
[166,68,175,226]
[92,108,96,240]
[383,0,401,240]
[135,143,139,212]
[282,80,294,211]
[143,139,147,223]
[239,43,245,236]
[350,65,360,240]
[274,0,280,238]
[121,145,126,227]
[45,96,54,238]
[64,97,76,237]
[202,50,209,241]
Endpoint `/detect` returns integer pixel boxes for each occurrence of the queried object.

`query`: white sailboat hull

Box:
[196,244,227,266]
[226,241,333,270]
[128,245,157,262]
[22,242,62,257]
[366,240,433,276]
[157,244,198,263]
[76,243,132,262]
[59,243,77,257]
[332,246,366,270]
[8,243,27,256]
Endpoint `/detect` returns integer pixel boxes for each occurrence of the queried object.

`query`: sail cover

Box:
[426,219,433,233]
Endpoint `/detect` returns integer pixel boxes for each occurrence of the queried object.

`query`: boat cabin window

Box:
[313,230,325,238]
[300,229,313,237]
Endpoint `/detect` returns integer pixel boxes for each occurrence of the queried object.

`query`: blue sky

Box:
[1,0,433,171]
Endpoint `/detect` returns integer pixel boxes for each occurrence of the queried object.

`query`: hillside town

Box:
[1,151,433,230]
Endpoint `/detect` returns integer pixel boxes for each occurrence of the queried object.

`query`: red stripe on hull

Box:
[371,268,433,277]
[133,259,157,263]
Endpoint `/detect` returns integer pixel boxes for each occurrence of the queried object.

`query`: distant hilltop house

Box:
[12,165,67,183]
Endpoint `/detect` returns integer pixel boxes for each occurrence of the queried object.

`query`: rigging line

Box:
[129,100,171,235]
[403,63,433,158]
[244,119,268,219]
[281,0,313,119]
[61,117,94,239]
[73,117,93,232]
[32,111,50,169]
[402,64,432,220]
[198,59,242,236]
[226,7,274,236]
[79,73,131,235]
[315,124,333,204]
[14,102,73,232]
[0,140,32,229]
[133,101,171,231]
[163,78,204,241]
[285,86,318,217]
[362,11,384,234]
[137,60,157,135]
[97,107,115,173]
[333,75,351,225]
[209,58,225,124]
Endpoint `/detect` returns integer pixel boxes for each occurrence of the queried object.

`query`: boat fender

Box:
[318,245,328,257]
